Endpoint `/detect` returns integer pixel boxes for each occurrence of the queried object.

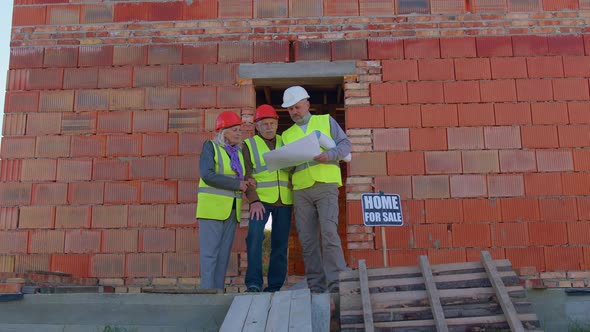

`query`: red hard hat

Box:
[215,111,242,131]
[254,104,279,122]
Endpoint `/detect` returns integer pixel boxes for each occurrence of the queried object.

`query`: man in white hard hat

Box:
[280,86,351,293]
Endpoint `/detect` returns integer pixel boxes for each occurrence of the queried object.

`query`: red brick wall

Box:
[2,0,590,287]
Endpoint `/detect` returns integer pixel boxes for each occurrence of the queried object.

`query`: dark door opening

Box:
[254,81,349,276]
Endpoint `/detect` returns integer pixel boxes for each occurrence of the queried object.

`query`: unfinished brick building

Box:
[1,0,589,290]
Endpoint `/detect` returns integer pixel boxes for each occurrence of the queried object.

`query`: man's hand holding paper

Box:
[263,133,321,172]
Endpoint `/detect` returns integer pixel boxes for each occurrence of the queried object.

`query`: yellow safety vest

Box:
[282,114,342,190]
[245,135,293,205]
[196,141,244,221]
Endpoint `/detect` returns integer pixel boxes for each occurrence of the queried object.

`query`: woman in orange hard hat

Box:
[196,111,252,291]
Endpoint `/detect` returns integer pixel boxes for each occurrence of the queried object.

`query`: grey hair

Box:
[212,128,242,148]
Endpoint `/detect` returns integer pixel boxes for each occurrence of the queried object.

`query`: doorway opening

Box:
[253,78,349,276]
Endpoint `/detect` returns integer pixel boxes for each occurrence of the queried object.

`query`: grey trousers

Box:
[198,210,237,290]
[293,182,348,292]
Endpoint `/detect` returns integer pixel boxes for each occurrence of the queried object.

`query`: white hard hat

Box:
[281,86,310,108]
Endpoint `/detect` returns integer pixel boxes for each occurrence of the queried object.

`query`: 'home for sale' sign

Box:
[361,193,404,226]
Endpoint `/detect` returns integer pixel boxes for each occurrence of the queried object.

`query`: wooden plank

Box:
[341,313,540,330]
[358,260,375,332]
[288,289,313,332]
[339,260,513,280]
[220,294,254,332]
[243,293,272,332]
[481,251,525,332]
[311,293,331,332]
[340,285,526,311]
[419,255,448,332]
[340,270,519,293]
[266,291,291,332]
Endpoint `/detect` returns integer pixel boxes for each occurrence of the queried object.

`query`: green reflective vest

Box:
[245,135,293,205]
[282,114,342,190]
[196,141,244,221]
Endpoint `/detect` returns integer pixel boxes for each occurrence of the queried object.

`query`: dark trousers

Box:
[245,203,292,292]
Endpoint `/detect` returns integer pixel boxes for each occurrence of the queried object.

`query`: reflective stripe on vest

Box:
[196,141,244,221]
[245,135,293,205]
[282,114,342,190]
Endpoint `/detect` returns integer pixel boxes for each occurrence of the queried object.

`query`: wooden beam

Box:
[419,255,449,332]
[358,260,375,332]
[266,291,291,332]
[263,86,272,105]
[480,251,525,332]
[243,293,272,332]
[219,295,254,332]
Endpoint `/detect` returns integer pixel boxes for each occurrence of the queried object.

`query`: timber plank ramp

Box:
[220,288,331,332]
[339,251,543,332]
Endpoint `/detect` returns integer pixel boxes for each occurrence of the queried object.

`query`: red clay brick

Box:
[142,134,178,157]
[21,159,56,182]
[67,182,104,205]
[412,224,451,248]
[484,126,521,149]
[92,205,128,229]
[163,253,199,277]
[104,181,140,205]
[452,223,491,247]
[218,41,253,63]
[526,56,564,78]
[488,174,524,197]
[425,151,462,174]
[349,152,387,176]
[129,157,165,180]
[512,35,549,56]
[5,91,39,113]
[481,80,517,103]
[529,221,568,245]
[148,1,183,21]
[114,45,147,66]
[568,101,590,124]
[375,225,413,249]
[455,58,491,80]
[472,0,507,12]
[324,0,359,15]
[418,59,455,81]
[294,41,331,62]
[573,149,590,171]
[553,78,590,101]
[444,81,480,103]
[55,206,91,229]
[169,64,203,87]
[359,0,395,15]
[384,105,422,128]
[3,114,26,137]
[98,67,133,89]
[0,160,22,182]
[543,0,579,10]
[43,47,78,68]
[178,180,199,204]
[521,125,559,149]
[367,38,404,60]
[407,81,444,104]
[463,199,501,222]
[26,113,61,135]
[148,45,181,65]
[97,112,132,134]
[75,90,109,112]
[491,222,529,246]
[165,203,197,227]
[217,86,254,108]
[39,90,74,113]
[133,110,168,133]
[219,0,253,18]
[176,228,199,252]
[524,173,562,197]
[128,205,165,228]
[402,200,426,225]
[146,87,181,110]
[370,82,408,104]
[545,247,583,271]
[388,249,427,267]
[31,182,67,205]
[126,253,162,277]
[421,104,458,127]
[12,5,46,26]
[563,56,590,78]
[505,247,545,270]
[457,103,495,126]
[347,106,385,129]
[386,151,425,175]
[440,37,476,58]
[70,135,105,157]
[56,158,92,182]
[81,4,113,24]
[500,197,540,222]
[92,158,128,181]
[529,102,568,125]
[382,60,418,81]
[428,249,466,265]
[490,57,527,80]
[558,124,590,147]
[141,181,177,204]
[47,4,80,24]
[568,221,590,244]
[79,45,113,67]
[180,87,216,110]
[51,254,89,278]
[183,0,217,19]
[0,137,36,159]
[29,230,65,254]
[64,68,98,89]
[476,36,513,57]
[19,206,55,229]
[26,68,63,90]
[373,128,409,151]
[562,173,590,195]
[10,47,43,69]
[90,254,125,278]
[133,66,167,87]
[548,35,584,56]
[106,135,142,157]
[404,38,440,59]
[410,128,447,151]
[140,229,175,253]
[448,127,484,150]
[539,197,578,222]
[65,230,100,254]
[332,40,367,61]
[0,231,28,254]
[374,176,412,199]
[347,201,363,225]
[413,176,450,199]
[450,175,487,198]
[535,146,572,171]
[204,64,237,85]
[183,43,217,64]
[499,150,536,173]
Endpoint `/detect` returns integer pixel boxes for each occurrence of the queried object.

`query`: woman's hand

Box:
[313,152,330,163]
[239,181,249,192]
[249,201,265,220]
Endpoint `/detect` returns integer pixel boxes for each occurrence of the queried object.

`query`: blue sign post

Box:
[361,193,404,227]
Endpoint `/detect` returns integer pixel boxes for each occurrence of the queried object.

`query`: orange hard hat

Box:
[215,111,242,131]
[254,104,279,122]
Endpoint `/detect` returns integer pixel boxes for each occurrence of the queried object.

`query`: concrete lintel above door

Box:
[239,61,356,88]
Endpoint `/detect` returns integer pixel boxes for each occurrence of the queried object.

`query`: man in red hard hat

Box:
[242,104,293,292]
[197,111,252,291]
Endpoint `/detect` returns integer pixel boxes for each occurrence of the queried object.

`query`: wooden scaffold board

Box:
[339,251,542,332]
